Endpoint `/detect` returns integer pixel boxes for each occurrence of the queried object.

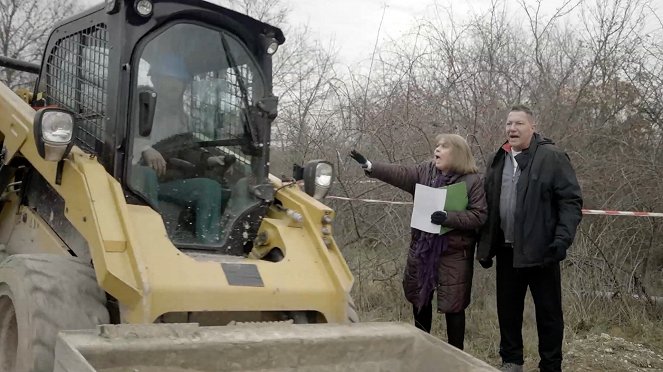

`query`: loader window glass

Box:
[127,23,265,247]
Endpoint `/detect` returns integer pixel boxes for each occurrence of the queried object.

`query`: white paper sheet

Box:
[410,183,447,234]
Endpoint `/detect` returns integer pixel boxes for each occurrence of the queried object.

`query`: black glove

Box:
[350,150,369,168]
[479,258,493,269]
[543,241,567,266]
[224,154,237,166]
[430,211,447,225]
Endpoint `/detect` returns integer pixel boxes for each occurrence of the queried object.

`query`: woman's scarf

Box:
[414,170,456,311]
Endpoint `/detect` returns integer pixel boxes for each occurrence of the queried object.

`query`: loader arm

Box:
[0,76,146,310]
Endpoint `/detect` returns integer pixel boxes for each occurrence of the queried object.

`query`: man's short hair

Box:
[510,104,535,122]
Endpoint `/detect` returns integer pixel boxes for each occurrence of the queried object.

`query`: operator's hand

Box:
[142,147,167,177]
[224,154,237,166]
[207,154,237,168]
[350,150,372,170]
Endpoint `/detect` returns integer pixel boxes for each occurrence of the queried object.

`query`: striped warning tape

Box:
[325,195,413,205]
[325,196,663,217]
[581,209,663,217]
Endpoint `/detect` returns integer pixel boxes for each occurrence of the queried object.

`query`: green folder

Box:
[439,181,468,234]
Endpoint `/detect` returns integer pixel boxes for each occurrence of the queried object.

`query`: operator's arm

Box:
[133,136,166,176]
[132,136,152,165]
[143,148,166,176]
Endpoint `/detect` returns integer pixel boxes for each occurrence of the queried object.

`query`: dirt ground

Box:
[560,333,663,372]
[507,332,663,372]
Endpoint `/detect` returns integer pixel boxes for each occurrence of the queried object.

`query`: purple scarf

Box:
[414,171,455,311]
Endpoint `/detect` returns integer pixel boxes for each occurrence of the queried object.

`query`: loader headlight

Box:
[303,160,334,200]
[266,39,279,55]
[105,0,120,14]
[134,0,153,17]
[33,108,75,162]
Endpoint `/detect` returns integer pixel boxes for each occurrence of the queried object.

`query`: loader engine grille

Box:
[45,24,109,154]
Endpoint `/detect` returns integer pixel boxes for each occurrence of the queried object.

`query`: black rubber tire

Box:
[347,296,360,323]
[0,254,109,372]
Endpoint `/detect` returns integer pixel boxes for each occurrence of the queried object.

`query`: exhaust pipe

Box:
[0,56,40,75]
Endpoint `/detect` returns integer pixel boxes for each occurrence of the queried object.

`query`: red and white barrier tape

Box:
[325,195,413,205]
[325,196,663,218]
[581,209,663,217]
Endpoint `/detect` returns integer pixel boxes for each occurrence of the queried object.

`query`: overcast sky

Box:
[80,0,663,66]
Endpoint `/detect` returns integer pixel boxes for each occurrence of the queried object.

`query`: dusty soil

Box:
[100,368,204,372]
[561,333,663,372]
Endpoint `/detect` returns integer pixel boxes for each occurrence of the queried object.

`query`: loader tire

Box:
[347,296,359,323]
[0,254,109,372]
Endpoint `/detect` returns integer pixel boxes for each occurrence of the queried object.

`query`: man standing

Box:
[477,105,583,372]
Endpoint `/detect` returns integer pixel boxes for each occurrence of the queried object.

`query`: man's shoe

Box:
[499,363,524,372]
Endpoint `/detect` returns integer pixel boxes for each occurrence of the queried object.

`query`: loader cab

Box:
[31,0,284,254]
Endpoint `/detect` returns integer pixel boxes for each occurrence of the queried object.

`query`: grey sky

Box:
[79,0,663,65]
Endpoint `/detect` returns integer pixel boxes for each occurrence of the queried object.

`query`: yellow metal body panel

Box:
[0,80,31,163]
[0,81,355,324]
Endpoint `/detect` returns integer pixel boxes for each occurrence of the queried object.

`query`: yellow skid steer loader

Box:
[0,1,496,370]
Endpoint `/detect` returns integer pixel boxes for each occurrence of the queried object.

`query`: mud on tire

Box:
[0,254,109,372]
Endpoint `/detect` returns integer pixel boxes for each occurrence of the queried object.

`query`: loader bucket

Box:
[53,322,498,372]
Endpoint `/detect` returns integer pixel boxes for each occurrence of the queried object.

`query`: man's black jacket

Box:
[477,133,583,267]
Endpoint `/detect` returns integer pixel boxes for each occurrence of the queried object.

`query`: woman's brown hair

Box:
[435,134,479,174]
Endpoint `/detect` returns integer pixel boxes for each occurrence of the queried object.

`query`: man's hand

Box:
[479,258,493,269]
[430,211,448,225]
[142,147,167,177]
[543,241,567,266]
[350,150,369,168]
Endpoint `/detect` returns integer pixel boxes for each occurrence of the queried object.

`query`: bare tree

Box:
[198,0,663,340]
[315,0,663,330]
[0,0,79,89]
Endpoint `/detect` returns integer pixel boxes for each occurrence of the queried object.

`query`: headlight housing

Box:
[266,38,279,55]
[105,0,120,14]
[303,160,334,200]
[33,108,75,161]
[134,0,153,17]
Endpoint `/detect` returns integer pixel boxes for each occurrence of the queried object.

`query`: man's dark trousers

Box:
[496,244,564,372]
